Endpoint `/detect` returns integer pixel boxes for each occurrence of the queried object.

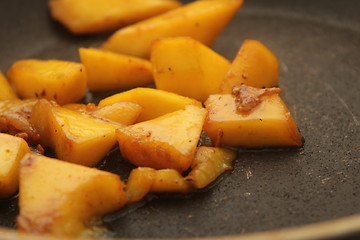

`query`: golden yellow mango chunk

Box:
[0,99,38,118]
[17,153,127,237]
[186,147,236,189]
[64,102,142,126]
[49,0,181,34]
[151,37,231,102]
[126,167,156,204]
[99,87,202,122]
[0,99,36,114]
[7,59,86,105]
[30,99,120,166]
[151,169,192,193]
[126,167,192,203]
[0,133,30,198]
[0,99,39,143]
[102,0,243,58]
[116,105,207,173]
[220,40,279,93]
[204,94,303,148]
[62,103,98,115]
[0,71,18,100]
[79,48,154,92]
[93,103,142,126]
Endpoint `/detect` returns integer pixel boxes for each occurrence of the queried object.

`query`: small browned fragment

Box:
[232,84,280,114]
[0,100,40,143]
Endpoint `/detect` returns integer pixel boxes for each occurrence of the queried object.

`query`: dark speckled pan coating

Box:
[0,0,359,239]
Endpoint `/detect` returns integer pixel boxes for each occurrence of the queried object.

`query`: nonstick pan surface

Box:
[0,0,359,239]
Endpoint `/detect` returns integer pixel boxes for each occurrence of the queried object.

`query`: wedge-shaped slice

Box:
[99,88,202,122]
[64,102,142,126]
[152,37,231,102]
[7,59,86,105]
[49,0,181,34]
[79,48,153,92]
[92,103,142,126]
[220,40,279,93]
[0,99,39,143]
[30,100,120,166]
[126,167,156,203]
[204,94,303,148]
[17,154,127,236]
[126,167,192,203]
[116,105,206,172]
[0,72,18,100]
[186,147,236,189]
[62,103,98,115]
[0,134,30,198]
[102,0,243,58]
[151,169,192,193]
[0,99,37,114]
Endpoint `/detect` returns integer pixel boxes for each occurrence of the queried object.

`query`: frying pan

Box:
[0,0,359,239]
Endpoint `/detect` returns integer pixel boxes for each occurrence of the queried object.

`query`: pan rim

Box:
[1,0,359,239]
[1,213,360,240]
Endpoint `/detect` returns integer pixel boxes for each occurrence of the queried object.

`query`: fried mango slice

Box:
[17,154,127,237]
[62,103,97,114]
[116,105,206,173]
[92,103,142,126]
[79,48,153,92]
[0,71,18,101]
[151,169,192,193]
[49,0,181,34]
[126,167,156,203]
[99,88,202,122]
[64,102,142,126]
[186,147,236,189]
[126,167,192,203]
[220,40,279,93]
[0,99,39,143]
[0,133,30,198]
[30,100,120,166]
[203,93,303,148]
[7,59,86,105]
[151,37,231,102]
[102,0,243,58]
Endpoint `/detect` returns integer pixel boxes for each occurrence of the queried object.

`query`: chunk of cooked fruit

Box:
[0,71,18,100]
[7,59,86,105]
[186,147,236,189]
[49,0,181,34]
[151,37,231,102]
[64,102,142,126]
[62,103,98,115]
[126,167,156,203]
[203,93,303,148]
[116,105,207,172]
[0,99,39,143]
[220,40,279,93]
[17,153,127,237]
[126,167,193,203]
[102,0,243,58]
[0,133,30,198]
[30,99,120,166]
[0,99,36,115]
[92,103,142,126]
[79,48,154,91]
[151,169,192,193]
[99,87,202,122]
